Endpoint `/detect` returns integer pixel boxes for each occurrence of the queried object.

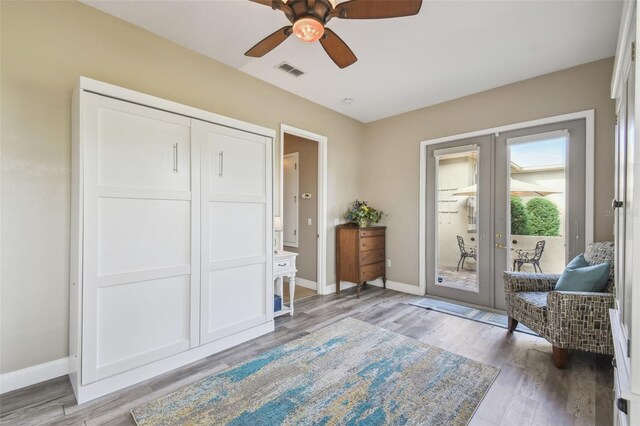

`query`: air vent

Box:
[277,62,305,77]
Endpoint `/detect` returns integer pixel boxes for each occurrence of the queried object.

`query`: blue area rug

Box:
[408,297,537,336]
[132,317,499,425]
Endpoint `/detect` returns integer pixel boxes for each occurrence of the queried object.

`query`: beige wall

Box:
[283,135,318,283]
[0,1,365,374]
[363,58,616,287]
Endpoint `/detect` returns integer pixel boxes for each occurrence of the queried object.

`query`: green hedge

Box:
[510,196,530,235]
[526,198,560,236]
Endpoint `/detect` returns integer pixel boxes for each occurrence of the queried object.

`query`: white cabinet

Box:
[70,77,274,403]
[195,121,273,343]
[611,2,640,423]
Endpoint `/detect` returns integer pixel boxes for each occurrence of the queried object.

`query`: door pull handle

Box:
[172,143,178,173]
[495,243,507,249]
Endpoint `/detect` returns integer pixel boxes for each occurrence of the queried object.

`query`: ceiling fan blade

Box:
[319,28,357,69]
[333,0,422,19]
[245,26,292,57]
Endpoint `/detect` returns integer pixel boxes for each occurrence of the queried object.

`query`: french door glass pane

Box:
[435,148,479,292]
[508,135,567,274]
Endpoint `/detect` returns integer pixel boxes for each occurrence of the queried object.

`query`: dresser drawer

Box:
[274,259,292,274]
[360,262,385,282]
[360,249,385,266]
[360,236,384,251]
[359,228,385,238]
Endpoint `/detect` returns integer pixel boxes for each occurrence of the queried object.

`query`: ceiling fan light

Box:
[293,17,325,43]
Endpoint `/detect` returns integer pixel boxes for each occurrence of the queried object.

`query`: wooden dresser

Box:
[335,225,386,298]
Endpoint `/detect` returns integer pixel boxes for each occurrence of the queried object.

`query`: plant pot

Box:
[357,219,369,227]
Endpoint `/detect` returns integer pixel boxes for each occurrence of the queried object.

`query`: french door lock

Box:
[612,199,623,209]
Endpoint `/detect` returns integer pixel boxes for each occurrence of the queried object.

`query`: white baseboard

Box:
[323,281,357,295]
[292,277,316,290]
[386,280,424,295]
[323,279,423,296]
[0,357,70,394]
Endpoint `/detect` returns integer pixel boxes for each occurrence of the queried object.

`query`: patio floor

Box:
[436,265,478,292]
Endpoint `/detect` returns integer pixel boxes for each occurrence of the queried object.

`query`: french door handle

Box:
[218,151,224,178]
[612,199,623,209]
[495,243,507,249]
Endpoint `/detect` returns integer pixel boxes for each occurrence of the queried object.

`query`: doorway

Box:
[278,125,328,296]
[420,112,594,310]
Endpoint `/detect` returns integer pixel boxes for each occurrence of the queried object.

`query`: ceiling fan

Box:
[245,0,423,68]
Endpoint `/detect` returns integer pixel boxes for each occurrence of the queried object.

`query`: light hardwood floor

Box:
[283,284,316,304]
[0,286,613,425]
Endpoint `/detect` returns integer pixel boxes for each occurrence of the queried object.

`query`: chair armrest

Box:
[503,272,560,293]
[547,291,615,353]
[547,291,614,312]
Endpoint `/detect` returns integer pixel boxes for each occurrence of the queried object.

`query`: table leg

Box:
[289,275,295,316]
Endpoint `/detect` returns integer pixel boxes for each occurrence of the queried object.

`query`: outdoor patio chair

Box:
[512,240,546,272]
[456,235,476,271]
[504,241,615,368]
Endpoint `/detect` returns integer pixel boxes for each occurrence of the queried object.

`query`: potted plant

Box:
[344,200,384,227]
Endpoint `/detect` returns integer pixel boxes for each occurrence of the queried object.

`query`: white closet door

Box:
[194,120,273,344]
[82,93,200,384]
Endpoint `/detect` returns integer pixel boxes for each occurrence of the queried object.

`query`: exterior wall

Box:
[283,134,319,283]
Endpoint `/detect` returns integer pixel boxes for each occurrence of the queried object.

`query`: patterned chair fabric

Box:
[504,241,615,356]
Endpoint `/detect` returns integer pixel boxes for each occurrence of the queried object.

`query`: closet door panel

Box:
[206,264,267,340]
[209,131,266,196]
[82,93,199,385]
[195,120,273,345]
[95,276,191,380]
[97,103,190,192]
[209,202,265,262]
[98,198,190,276]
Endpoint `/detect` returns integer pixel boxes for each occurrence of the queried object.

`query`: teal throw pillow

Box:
[555,254,610,292]
[564,253,589,270]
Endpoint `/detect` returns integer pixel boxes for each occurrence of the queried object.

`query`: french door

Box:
[425,119,588,310]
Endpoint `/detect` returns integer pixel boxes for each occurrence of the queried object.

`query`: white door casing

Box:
[283,152,299,248]
[195,120,273,344]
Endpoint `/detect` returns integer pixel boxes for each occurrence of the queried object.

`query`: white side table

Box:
[273,251,298,317]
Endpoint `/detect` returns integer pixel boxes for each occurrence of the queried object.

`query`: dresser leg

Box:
[382,276,387,289]
[356,283,361,299]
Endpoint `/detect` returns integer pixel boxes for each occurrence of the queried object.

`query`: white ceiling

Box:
[84,0,623,123]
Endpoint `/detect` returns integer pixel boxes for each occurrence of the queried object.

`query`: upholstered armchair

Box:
[504,241,615,368]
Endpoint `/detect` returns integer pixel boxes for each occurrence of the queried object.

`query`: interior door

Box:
[283,152,299,247]
[425,136,493,307]
[82,93,197,384]
[195,120,273,344]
